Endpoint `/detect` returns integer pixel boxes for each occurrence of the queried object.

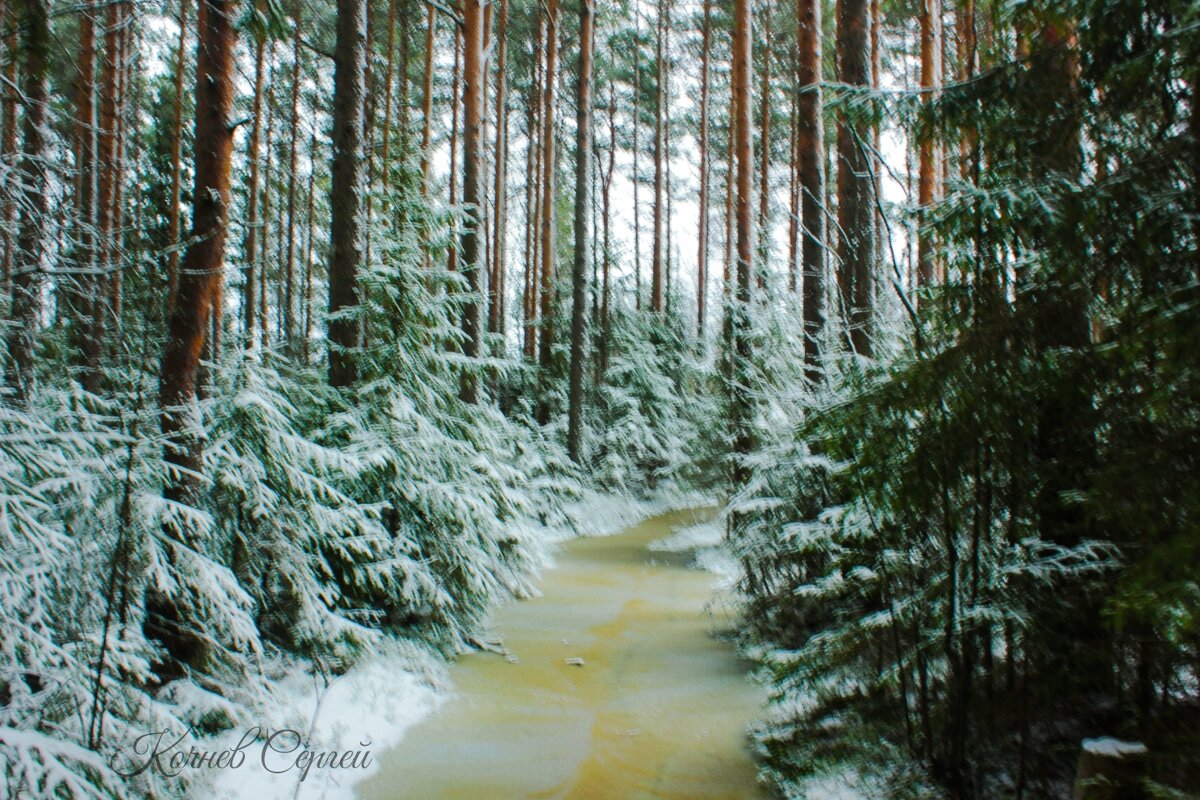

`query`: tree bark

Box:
[283,8,303,347]
[567,0,595,461]
[836,0,873,355]
[167,0,189,305]
[696,0,712,336]
[756,2,772,288]
[916,0,941,289]
[243,35,265,343]
[328,0,368,387]
[459,0,485,402]
[5,0,49,404]
[73,0,101,389]
[536,0,559,424]
[489,0,510,338]
[797,0,825,380]
[650,0,666,312]
[158,0,239,502]
[730,0,754,489]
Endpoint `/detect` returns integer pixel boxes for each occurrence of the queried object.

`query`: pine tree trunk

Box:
[536,0,559,424]
[756,3,772,288]
[650,0,666,312]
[328,0,368,387]
[489,0,510,338]
[459,0,485,402]
[283,10,302,347]
[730,0,754,489]
[0,3,17,290]
[836,0,873,355]
[696,0,712,336]
[158,0,238,503]
[243,35,265,343]
[73,0,101,389]
[916,0,941,289]
[167,0,189,305]
[448,28,461,274]
[632,0,642,309]
[797,0,825,380]
[5,0,49,405]
[567,0,595,461]
[419,4,436,195]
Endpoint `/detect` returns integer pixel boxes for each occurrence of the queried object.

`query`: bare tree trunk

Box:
[328,0,368,387]
[167,0,189,305]
[696,0,712,336]
[302,126,317,361]
[523,23,541,361]
[459,0,485,402]
[632,0,642,309]
[283,8,303,347]
[536,0,559,424]
[567,0,595,460]
[73,0,101,389]
[598,74,615,381]
[650,0,666,312]
[786,79,798,292]
[756,2,772,288]
[836,0,873,355]
[797,0,825,380]
[916,0,941,289]
[259,53,275,351]
[730,0,754,489]
[0,1,17,290]
[159,0,238,501]
[448,27,461,273]
[489,0,509,338]
[419,4,436,195]
[5,0,49,404]
[243,35,265,343]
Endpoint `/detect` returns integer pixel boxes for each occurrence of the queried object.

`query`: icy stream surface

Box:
[357,507,769,799]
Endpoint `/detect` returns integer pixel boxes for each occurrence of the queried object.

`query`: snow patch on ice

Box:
[649,517,740,584]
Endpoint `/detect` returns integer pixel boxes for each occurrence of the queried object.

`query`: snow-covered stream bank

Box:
[354,506,768,799]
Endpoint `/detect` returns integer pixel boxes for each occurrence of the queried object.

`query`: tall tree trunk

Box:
[730,0,754,490]
[696,0,712,336]
[283,9,303,347]
[447,27,461,273]
[535,0,559,424]
[489,0,510,338]
[0,1,17,290]
[916,0,941,290]
[598,74,615,381]
[328,0,368,387]
[797,0,825,380]
[836,0,873,355]
[167,0,189,305]
[650,0,666,312]
[74,0,101,389]
[243,35,265,343]
[523,23,541,361]
[786,78,798,292]
[92,0,123,372]
[459,0,485,402]
[419,4,436,195]
[5,0,49,404]
[259,51,275,350]
[756,2,772,288]
[159,0,238,502]
[567,0,595,461]
[632,0,642,308]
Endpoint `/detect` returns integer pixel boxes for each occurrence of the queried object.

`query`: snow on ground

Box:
[648,516,740,585]
[191,644,446,800]
[544,486,718,543]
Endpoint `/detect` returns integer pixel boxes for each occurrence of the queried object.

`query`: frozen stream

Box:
[357,508,769,799]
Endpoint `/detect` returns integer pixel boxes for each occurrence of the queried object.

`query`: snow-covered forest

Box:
[0,0,1196,794]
